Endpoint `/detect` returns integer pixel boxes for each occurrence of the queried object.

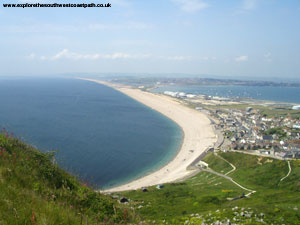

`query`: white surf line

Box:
[214,153,236,176]
[280,161,291,182]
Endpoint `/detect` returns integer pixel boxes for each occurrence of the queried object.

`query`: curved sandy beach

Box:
[82,78,217,192]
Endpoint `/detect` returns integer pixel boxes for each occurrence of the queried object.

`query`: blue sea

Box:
[0,77,182,189]
[152,85,300,104]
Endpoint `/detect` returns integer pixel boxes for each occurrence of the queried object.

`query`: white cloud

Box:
[33,49,151,61]
[172,0,209,13]
[235,55,248,62]
[102,53,151,60]
[168,56,187,61]
[28,50,192,62]
[159,55,191,61]
[199,56,217,61]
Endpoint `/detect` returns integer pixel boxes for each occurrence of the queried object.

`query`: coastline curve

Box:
[81,78,217,192]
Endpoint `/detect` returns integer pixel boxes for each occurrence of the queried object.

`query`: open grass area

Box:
[0,133,136,224]
[2,130,300,224]
[209,104,300,119]
[260,108,300,119]
[122,172,244,224]
[202,152,233,174]
[121,152,300,224]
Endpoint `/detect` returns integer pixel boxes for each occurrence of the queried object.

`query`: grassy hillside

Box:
[122,172,244,224]
[121,152,300,224]
[2,129,300,224]
[202,152,233,174]
[0,132,136,225]
[209,104,300,119]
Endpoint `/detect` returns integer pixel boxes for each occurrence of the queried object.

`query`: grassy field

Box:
[202,152,233,174]
[2,130,300,224]
[260,108,300,119]
[121,152,300,224]
[0,133,136,225]
[122,172,244,224]
[209,104,300,119]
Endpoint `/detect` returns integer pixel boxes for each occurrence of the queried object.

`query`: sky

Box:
[0,0,300,78]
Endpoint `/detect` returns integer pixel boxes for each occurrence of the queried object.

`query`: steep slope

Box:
[0,132,135,224]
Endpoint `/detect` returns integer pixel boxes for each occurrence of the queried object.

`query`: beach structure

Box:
[197,161,208,168]
[246,107,253,112]
[141,187,148,192]
[156,184,164,189]
[186,94,196,98]
[292,105,300,110]
[120,197,129,203]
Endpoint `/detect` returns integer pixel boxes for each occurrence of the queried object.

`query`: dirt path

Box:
[200,168,256,197]
[203,154,256,197]
[214,153,236,175]
[280,161,291,182]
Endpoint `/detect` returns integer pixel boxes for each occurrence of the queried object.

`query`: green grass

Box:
[262,127,287,139]
[209,104,268,111]
[210,104,300,119]
[260,108,300,119]
[121,152,300,224]
[2,130,300,224]
[202,152,233,174]
[122,172,244,223]
[0,133,136,224]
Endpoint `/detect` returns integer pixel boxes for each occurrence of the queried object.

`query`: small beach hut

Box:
[141,187,148,192]
[120,197,129,203]
[156,184,164,189]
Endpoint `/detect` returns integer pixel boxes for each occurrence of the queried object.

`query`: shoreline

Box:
[151,85,300,106]
[81,78,217,192]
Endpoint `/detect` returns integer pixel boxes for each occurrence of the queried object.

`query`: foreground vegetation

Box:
[2,129,300,224]
[0,132,136,224]
[122,152,300,224]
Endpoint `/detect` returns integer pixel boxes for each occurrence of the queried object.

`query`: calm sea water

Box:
[0,78,182,189]
[152,85,300,104]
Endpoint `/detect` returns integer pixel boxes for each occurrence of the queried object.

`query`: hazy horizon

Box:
[1,73,300,84]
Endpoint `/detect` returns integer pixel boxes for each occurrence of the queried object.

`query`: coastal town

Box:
[162,90,300,160]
